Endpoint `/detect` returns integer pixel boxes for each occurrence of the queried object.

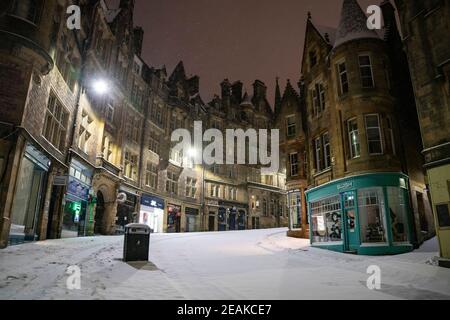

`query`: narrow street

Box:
[1,229,449,300]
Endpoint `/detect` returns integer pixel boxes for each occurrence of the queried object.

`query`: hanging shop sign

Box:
[141,194,165,210]
[53,175,68,186]
[67,177,90,202]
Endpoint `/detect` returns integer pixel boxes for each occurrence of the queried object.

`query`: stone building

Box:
[300,0,434,255]
[394,0,450,264]
[0,0,286,248]
[275,79,309,238]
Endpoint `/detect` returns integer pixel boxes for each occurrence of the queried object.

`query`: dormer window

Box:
[10,0,43,25]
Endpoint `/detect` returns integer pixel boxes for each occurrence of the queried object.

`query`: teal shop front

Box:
[306,173,414,255]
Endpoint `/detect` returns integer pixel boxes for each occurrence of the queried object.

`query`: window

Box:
[323,133,331,169]
[78,111,93,153]
[289,153,299,177]
[10,0,42,24]
[365,114,383,155]
[387,187,408,243]
[229,187,237,201]
[43,93,69,151]
[347,118,361,159]
[314,137,322,172]
[149,130,160,154]
[359,55,374,88]
[387,117,396,155]
[166,171,178,194]
[358,188,387,243]
[185,178,197,198]
[338,61,349,95]
[210,185,222,198]
[286,116,296,137]
[289,191,302,229]
[312,83,326,116]
[123,151,138,180]
[132,118,140,142]
[311,196,342,243]
[105,99,114,123]
[102,136,113,163]
[145,162,158,189]
[263,199,268,216]
[170,148,183,165]
[313,132,331,172]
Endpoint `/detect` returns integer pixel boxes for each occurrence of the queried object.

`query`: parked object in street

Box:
[123,224,151,262]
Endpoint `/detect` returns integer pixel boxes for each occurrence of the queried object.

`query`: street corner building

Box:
[296,0,440,255]
[0,0,288,248]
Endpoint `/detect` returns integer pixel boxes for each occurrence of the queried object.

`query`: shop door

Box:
[208,215,215,231]
[238,211,246,230]
[228,210,236,231]
[218,208,226,231]
[342,192,359,252]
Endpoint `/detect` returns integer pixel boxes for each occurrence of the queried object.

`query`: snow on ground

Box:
[0,228,449,300]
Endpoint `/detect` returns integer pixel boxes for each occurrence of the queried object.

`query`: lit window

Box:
[347,118,361,159]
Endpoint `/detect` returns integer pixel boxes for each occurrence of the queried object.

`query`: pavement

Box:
[0,228,449,300]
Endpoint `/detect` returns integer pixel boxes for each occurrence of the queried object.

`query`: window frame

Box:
[365,114,384,155]
[358,54,375,88]
[347,117,361,159]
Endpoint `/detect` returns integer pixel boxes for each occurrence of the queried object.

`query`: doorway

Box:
[342,191,359,252]
[94,191,105,235]
[208,214,215,231]
[9,157,46,244]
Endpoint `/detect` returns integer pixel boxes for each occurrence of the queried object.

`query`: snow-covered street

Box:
[1,228,449,300]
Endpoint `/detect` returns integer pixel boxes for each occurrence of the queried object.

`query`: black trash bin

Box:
[123,223,151,262]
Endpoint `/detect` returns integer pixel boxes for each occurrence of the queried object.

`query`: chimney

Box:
[253,80,267,100]
[221,79,231,98]
[231,81,243,103]
[133,27,144,55]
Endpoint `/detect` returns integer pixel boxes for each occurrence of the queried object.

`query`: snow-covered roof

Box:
[333,0,380,48]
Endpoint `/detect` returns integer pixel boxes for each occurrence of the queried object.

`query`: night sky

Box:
[109,0,377,104]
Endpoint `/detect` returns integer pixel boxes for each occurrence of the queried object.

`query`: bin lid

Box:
[125,223,151,233]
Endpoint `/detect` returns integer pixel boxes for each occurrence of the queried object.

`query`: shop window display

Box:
[358,188,387,243]
[311,196,342,243]
[387,187,408,243]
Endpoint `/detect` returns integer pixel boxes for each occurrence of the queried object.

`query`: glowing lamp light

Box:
[92,79,109,95]
[187,148,197,158]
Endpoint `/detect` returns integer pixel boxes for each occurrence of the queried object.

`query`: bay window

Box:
[365,114,383,155]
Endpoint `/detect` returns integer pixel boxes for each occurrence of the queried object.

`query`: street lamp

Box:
[92,79,109,95]
[187,147,206,231]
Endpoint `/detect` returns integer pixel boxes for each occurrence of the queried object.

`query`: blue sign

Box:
[141,194,165,210]
[67,177,90,201]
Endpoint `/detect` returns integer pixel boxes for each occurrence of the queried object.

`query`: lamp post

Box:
[187,148,206,231]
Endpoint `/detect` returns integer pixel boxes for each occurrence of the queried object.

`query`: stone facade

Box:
[0,0,286,248]
[299,0,435,246]
[395,0,450,262]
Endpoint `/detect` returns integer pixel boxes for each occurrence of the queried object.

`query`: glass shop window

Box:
[310,195,342,243]
[358,188,387,243]
[387,187,409,243]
